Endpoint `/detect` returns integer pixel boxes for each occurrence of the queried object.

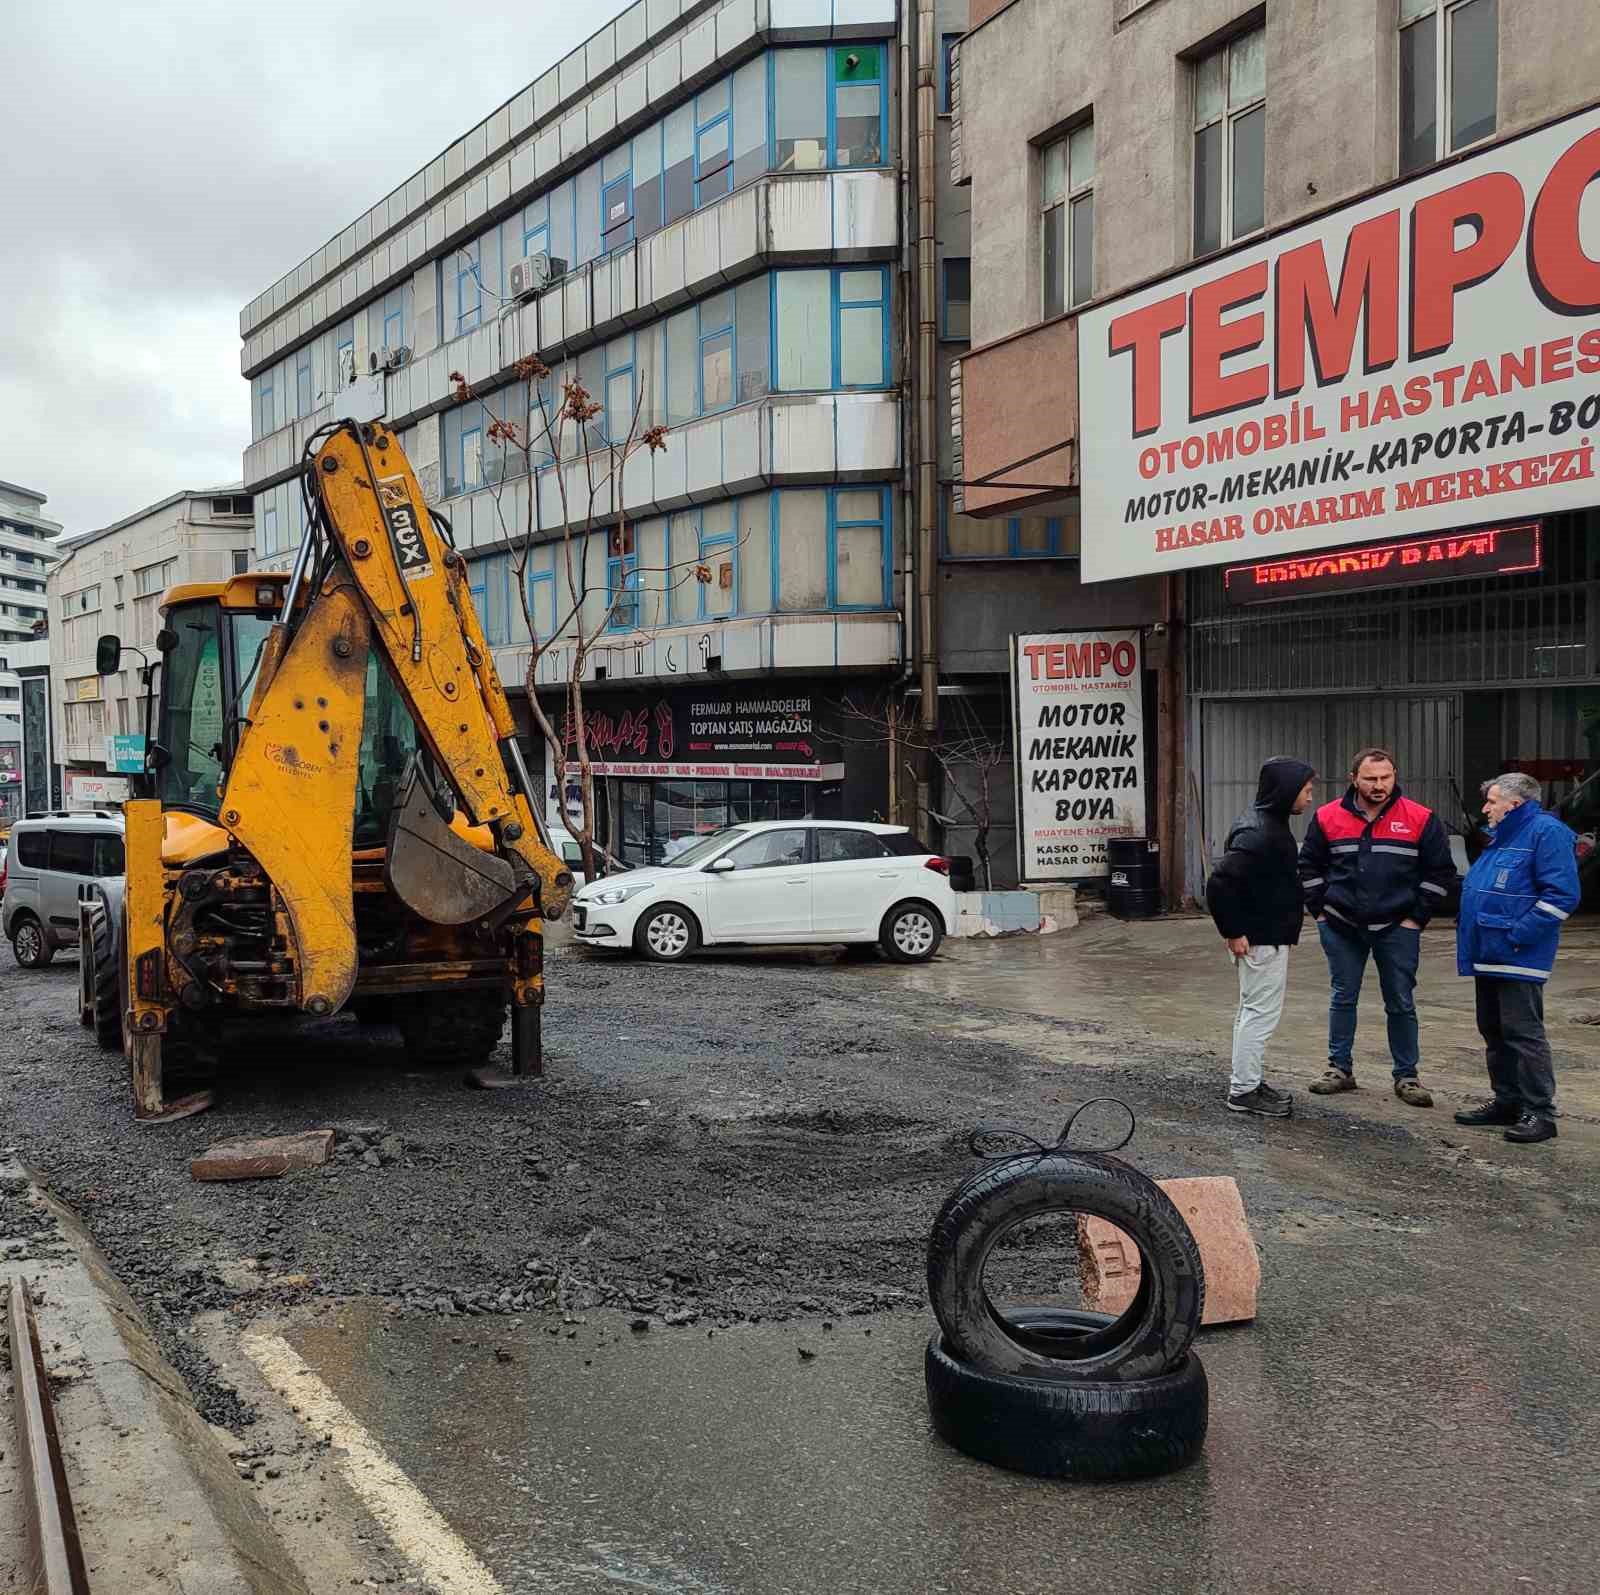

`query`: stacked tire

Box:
[925,1150,1208,1481]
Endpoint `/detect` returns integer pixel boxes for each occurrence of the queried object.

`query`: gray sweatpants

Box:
[1231,944,1289,1094]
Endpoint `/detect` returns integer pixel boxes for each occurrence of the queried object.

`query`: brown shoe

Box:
[1393,1076,1433,1108]
[1310,1069,1356,1094]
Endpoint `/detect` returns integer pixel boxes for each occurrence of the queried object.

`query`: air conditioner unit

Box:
[368,346,412,375]
[508,252,567,302]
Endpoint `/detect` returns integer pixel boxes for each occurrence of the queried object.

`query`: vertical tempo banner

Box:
[1010,630,1146,881]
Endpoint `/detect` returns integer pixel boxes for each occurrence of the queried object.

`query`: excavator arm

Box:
[220,421,571,1017]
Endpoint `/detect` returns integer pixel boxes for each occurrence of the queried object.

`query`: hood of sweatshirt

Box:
[1254,757,1317,819]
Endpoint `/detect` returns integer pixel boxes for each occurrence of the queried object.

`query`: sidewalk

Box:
[888,911,1600,1126]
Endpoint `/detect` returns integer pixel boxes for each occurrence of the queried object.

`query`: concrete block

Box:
[190,1130,335,1183]
[1078,1176,1259,1326]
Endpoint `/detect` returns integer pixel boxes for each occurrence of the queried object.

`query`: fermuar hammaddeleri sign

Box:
[1010,629,1147,882]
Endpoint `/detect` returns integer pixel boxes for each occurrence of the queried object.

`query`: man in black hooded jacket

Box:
[1206,757,1318,1117]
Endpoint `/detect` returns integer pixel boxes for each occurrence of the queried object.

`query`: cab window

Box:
[157,602,227,813]
[49,832,96,875]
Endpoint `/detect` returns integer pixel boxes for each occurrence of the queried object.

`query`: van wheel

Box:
[880,902,943,963]
[11,915,52,969]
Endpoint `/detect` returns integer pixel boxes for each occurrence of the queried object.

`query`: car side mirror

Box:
[95,634,122,675]
[705,856,736,874]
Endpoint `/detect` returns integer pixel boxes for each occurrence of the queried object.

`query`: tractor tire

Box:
[927,1151,1204,1382]
[397,991,508,1068]
[85,901,122,1051]
[925,1325,1209,1481]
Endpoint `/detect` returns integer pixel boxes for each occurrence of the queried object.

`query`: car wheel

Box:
[10,915,52,969]
[880,901,943,963]
[635,904,699,963]
[927,1151,1204,1382]
[925,1327,1208,1481]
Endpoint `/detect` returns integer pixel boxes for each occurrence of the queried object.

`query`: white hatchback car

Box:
[569,820,955,963]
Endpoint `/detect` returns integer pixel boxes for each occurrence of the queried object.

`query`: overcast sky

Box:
[0,2,633,539]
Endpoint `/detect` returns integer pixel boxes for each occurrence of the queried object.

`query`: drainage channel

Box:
[6,1276,92,1594]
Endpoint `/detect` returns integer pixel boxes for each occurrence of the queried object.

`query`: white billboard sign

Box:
[1079,106,1600,582]
[1010,630,1146,881]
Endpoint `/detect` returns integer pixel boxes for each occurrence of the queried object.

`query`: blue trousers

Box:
[1317,919,1421,1078]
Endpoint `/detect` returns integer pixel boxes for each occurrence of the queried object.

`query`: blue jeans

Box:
[1317,919,1421,1078]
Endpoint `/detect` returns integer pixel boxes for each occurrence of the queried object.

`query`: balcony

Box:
[953,317,1078,519]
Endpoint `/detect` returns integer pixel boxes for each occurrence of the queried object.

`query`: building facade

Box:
[241,0,1016,871]
[956,0,1600,893]
[47,489,254,808]
[0,480,62,824]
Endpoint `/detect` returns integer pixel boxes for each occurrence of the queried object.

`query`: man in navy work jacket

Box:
[1298,748,1457,1106]
[1454,771,1579,1145]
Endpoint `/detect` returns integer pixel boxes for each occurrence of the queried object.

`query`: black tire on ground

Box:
[10,914,53,968]
[925,1326,1208,1481]
[85,901,121,1050]
[927,1152,1204,1381]
[634,904,700,963]
[880,901,943,963]
[397,990,508,1068]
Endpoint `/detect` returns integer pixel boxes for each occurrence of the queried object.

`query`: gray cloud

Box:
[0,1,632,536]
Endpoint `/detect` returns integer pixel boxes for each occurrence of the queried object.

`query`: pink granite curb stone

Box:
[190,1129,336,1182]
[1077,1175,1259,1325]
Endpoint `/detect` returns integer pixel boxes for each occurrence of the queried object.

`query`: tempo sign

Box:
[1223,521,1542,604]
[1010,629,1146,882]
[1079,105,1600,582]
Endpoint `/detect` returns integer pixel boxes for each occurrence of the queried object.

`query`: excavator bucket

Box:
[385,761,517,925]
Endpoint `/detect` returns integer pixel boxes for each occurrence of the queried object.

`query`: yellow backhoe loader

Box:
[83,420,573,1120]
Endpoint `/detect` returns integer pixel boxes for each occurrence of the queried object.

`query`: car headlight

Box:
[589,882,649,906]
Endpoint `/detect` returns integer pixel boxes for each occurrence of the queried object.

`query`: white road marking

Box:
[244,1332,505,1595]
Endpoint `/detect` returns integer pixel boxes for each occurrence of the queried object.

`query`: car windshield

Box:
[663,827,748,868]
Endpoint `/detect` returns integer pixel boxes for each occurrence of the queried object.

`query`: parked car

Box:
[2,810,125,967]
[569,820,955,963]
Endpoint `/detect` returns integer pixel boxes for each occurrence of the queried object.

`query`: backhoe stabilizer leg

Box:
[130,1032,214,1124]
[511,1000,542,1078]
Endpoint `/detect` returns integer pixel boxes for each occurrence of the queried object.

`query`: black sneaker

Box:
[1228,1084,1292,1118]
[1504,1113,1557,1144]
[1257,1082,1294,1109]
[1453,1099,1521,1127]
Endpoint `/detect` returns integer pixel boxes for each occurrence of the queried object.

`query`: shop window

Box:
[832,45,885,168]
[1399,0,1497,176]
[942,257,971,342]
[831,487,889,609]
[607,554,640,631]
[1042,119,1095,317]
[1193,25,1265,255]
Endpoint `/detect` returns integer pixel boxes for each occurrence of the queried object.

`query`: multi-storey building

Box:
[47,488,255,807]
[0,479,61,649]
[955,0,1600,894]
[241,0,1026,871]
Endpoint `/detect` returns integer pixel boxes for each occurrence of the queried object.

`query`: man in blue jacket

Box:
[1455,771,1580,1145]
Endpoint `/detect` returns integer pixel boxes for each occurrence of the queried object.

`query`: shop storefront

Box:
[538,681,883,867]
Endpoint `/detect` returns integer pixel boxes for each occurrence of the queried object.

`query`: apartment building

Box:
[0,478,61,649]
[955,0,1600,892]
[241,0,1028,870]
[47,488,255,807]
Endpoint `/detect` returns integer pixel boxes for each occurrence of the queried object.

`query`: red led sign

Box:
[1223,522,1542,605]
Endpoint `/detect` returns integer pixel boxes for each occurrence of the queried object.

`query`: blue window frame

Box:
[601,171,634,254]
[939,34,960,114]
[336,319,355,388]
[256,375,274,437]
[698,292,736,416]
[941,492,1068,559]
[262,504,279,555]
[295,350,313,416]
[941,257,971,342]
[527,567,557,642]
[468,565,488,631]
[522,194,550,260]
[829,44,885,168]
[828,486,891,609]
[459,425,483,495]
[833,268,890,388]
[456,242,482,335]
[694,79,733,207]
[604,337,637,444]
[607,554,640,631]
[698,522,738,621]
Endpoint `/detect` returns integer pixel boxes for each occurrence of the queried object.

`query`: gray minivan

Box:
[2,812,124,967]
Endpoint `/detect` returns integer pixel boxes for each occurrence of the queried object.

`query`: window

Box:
[818,828,893,862]
[832,45,885,167]
[606,554,640,631]
[522,194,551,260]
[942,491,1072,560]
[255,372,274,438]
[938,34,961,115]
[831,487,889,608]
[134,560,176,597]
[725,828,809,870]
[527,566,557,642]
[442,386,529,496]
[455,240,483,335]
[335,321,356,388]
[699,503,737,621]
[699,291,735,415]
[50,831,96,875]
[1193,26,1265,255]
[16,829,46,867]
[71,585,100,614]
[694,78,733,208]
[663,102,695,224]
[942,257,971,341]
[774,50,828,170]
[296,348,313,413]
[1400,0,1497,175]
[94,836,124,876]
[604,336,637,443]
[467,555,511,645]
[232,549,250,575]
[776,268,889,391]
[601,139,634,255]
[1042,120,1095,316]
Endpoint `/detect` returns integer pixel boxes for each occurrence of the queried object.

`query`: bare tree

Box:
[839,693,1010,889]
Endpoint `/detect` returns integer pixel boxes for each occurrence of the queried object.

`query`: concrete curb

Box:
[1,1161,309,1593]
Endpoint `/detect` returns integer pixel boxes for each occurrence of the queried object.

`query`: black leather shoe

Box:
[1454,1099,1521,1127]
[1504,1113,1557,1144]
